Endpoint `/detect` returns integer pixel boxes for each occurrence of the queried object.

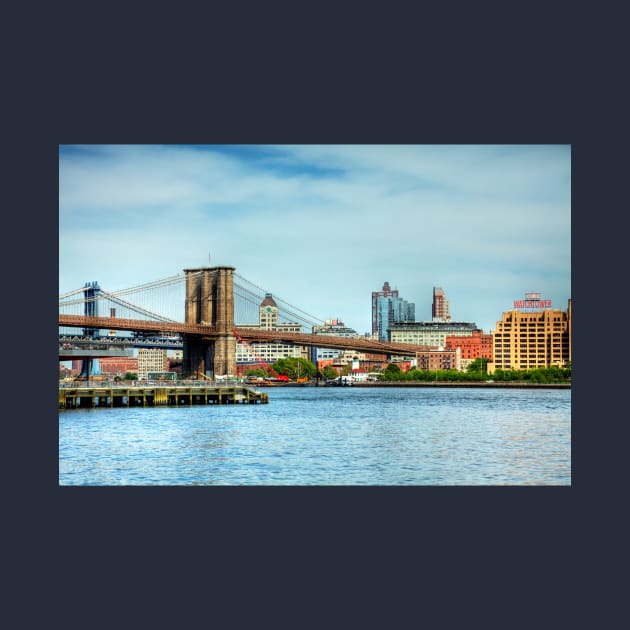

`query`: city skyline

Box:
[59,144,571,334]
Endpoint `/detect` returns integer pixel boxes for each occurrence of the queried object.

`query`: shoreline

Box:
[259,381,571,389]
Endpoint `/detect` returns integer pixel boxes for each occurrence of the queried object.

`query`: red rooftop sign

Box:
[513,292,552,309]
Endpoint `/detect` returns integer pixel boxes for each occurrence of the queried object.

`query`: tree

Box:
[322,365,339,380]
[466,358,488,373]
[245,368,268,377]
[381,363,402,380]
[271,357,316,380]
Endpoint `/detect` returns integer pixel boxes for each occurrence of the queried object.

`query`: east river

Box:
[58,386,571,485]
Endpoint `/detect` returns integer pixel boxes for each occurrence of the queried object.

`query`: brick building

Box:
[489,297,572,372]
[415,347,461,371]
[445,330,493,363]
[98,356,139,377]
[432,287,451,321]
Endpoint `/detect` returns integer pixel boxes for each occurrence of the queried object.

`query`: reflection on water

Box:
[59,387,571,486]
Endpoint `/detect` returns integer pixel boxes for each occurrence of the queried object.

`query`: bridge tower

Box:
[80,281,101,379]
[182,266,236,379]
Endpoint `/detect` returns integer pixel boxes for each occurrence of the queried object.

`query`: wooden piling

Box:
[59,384,268,410]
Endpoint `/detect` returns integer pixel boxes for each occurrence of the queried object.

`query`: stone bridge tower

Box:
[182,266,236,378]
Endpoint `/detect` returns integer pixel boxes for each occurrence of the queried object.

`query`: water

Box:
[58,386,571,485]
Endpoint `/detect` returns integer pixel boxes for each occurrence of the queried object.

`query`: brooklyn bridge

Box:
[59,266,428,378]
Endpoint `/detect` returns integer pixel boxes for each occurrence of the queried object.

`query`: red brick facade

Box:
[97,357,139,376]
[445,330,493,361]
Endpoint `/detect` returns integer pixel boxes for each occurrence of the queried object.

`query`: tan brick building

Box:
[137,348,167,380]
[489,299,572,372]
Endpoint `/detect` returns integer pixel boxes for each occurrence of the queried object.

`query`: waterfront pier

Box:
[59,383,268,409]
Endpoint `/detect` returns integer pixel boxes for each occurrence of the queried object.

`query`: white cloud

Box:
[59,144,571,334]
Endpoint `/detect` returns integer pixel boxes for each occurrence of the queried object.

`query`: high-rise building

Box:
[489,295,572,372]
[432,287,451,321]
[372,282,415,341]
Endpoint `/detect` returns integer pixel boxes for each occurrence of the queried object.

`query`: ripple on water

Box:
[59,386,571,485]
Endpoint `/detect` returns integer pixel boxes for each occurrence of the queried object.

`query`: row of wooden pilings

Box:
[59,385,268,409]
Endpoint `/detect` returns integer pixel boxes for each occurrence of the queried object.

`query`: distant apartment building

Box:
[236,293,307,365]
[310,319,359,363]
[98,356,139,377]
[372,281,415,341]
[137,348,167,380]
[432,287,451,321]
[489,296,572,372]
[415,347,461,371]
[389,321,478,347]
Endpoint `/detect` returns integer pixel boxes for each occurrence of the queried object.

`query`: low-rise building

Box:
[445,330,493,363]
[236,293,308,367]
[98,356,139,377]
[415,347,461,371]
[389,321,478,347]
[310,319,359,362]
[137,348,167,380]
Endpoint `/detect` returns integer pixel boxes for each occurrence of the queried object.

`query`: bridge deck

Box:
[59,315,430,356]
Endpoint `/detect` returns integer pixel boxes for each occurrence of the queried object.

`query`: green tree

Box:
[381,363,403,380]
[271,357,316,380]
[322,366,339,380]
[245,368,268,377]
[467,358,488,373]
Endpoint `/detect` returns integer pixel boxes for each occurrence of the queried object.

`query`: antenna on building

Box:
[208,252,211,266]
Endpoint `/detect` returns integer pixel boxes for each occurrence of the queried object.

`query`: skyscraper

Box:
[432,287,451,321]
[372,282,415,341]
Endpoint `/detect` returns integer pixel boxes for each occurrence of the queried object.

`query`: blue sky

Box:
[59,144,571,334]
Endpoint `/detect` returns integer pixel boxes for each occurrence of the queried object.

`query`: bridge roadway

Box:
[59,314,430,356]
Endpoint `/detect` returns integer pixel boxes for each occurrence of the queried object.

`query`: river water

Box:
[58,386,571,485]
